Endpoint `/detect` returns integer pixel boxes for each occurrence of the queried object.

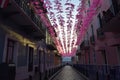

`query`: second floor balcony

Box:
[97,27,105,40]
[0,0,47,40]
[80,40,90,50]
[102,1,120,33]
[14,0,47,31]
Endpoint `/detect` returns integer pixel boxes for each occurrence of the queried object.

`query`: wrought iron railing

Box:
[97,27,105,39]
[73,64,120,80]
[101,1,120,26]
[80,40,90,50]
[102,6,115,24]
[14,0,45,31]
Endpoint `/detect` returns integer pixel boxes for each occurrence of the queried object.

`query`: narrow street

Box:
[51,66,88,80]
[0,0,120,80]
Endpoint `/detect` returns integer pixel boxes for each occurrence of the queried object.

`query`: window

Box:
[117,46,120,64]
[93,49,96,64]
[88,0,90,7]
[91,25,94,36]
[87,32,89,40]
[88,51,91,64]
[28,47,34,72]
[97,14,102,28]
[90,25,95,44]
[101,50,107,64]
[111,0,119,15]
[6,39,15,63]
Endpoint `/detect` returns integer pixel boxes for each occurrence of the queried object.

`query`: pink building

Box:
[75,0,120,80]
[77,0,120,66]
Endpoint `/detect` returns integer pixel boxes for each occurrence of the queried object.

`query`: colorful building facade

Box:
[74,0,120,80]
[0,0,62,80]
[77,0,120,66]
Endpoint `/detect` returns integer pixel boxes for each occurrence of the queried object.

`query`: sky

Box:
[62,57,71,62]
[47,0,80,26]
[45,0,82,56]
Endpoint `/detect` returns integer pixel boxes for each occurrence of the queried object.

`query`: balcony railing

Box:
[97,27,105,39]
[102,6,115,25]
[111,0,120,15]
[14,0,46,31]
[103,0,120,22]
[90,35,95,45]
[101,1,120,32]
[80,40,90,50]
[73,64,120,80]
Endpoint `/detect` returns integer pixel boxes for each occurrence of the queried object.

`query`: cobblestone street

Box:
[51,66,88,80]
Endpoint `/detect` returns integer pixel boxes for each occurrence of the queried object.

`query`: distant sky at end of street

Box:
[62,57,71,61]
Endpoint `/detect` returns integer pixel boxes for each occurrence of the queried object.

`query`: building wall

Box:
[78,0,120,66]
[54,55,61,66]
[0,1,62,80]
[0,23,39,80]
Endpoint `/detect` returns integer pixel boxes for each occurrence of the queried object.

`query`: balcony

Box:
[80,40,90,50]
[76,52,81,56]
[0,0,46,40]
[46,44,56,50]
[90,36,95,45]
[14,0,46,31]
[97,27,105,39]
[102,2,120,32]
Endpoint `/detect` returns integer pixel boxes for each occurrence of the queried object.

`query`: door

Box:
[28,47,34,72]
[117,46,120,64]
[6,39,15,63]
[101,50,107,64]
